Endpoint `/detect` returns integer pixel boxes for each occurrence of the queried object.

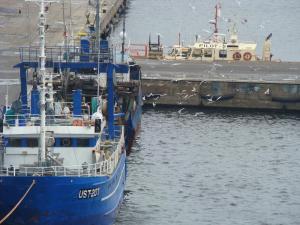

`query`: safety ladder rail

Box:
[19,46,114,64]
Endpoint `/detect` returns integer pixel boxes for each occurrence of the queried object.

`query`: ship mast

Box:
[95,0,100,52]
[26,0,59,165]
[210,3,221,34]
[214,4,218,34]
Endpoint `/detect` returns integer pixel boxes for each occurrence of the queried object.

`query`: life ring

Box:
[233,52,241,61]
[243,52,252,61]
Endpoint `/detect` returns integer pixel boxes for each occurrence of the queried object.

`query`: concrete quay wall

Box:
[142,78,300,111]
[100,0,127,35]
[139,60,300,110]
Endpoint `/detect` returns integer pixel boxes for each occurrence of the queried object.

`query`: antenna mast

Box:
[210,3,221,34]
[121,15,126,63]
[95,0,100,51]
[26,0,59,165]
[214,4,218,33]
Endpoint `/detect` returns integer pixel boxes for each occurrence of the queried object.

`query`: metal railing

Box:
[19,46,113,64]
[0,135,5,170]
[0,126,124,177]
[4,114,93,127]
[0,148,121,177]
[3,102,92,127]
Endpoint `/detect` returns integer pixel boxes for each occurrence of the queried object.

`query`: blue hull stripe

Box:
[101,164,125,201]
[104,187,123,216]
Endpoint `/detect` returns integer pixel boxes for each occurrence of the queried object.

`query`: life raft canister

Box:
[243,52,252,61]
[72,119,83,126]
[233,52,241,60]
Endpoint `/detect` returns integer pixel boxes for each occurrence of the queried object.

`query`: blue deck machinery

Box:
[14,29,142,151]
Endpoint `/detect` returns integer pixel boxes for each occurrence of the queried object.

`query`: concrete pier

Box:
[139,60,300,110]
[100,0,127,35]
[0,0,126,105]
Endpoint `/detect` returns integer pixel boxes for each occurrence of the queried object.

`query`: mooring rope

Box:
[0,179,36,224]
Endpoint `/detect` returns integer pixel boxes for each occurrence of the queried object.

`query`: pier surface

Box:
[139,60,300,110]
[0,0,125,105]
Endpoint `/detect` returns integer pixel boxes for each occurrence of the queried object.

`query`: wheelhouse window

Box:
[7,138,38,147]
[8,138,21,147]
[204,49,212,57]
[192,49,202,57]
[61,138,72,147]
[27,138,39,147]
[77,138,90,147]
[219,50,227,58]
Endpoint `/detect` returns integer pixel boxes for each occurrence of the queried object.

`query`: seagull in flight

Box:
[178,108,185,114]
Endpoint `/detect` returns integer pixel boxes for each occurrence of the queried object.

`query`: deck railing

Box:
[0,147,121,177]
[19,46,113,64]
[0,126,124,177]
[3,113,93,127]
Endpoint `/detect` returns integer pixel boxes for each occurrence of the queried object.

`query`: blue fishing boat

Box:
[0,0,141,224]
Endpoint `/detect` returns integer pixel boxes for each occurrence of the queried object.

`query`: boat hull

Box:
[125,99,142,152]
[0,154,126,225]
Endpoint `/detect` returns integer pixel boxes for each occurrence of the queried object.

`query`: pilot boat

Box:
[164,3,272,62]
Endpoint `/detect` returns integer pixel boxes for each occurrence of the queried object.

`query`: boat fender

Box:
[243,52,252,61]
[233,52,241,60]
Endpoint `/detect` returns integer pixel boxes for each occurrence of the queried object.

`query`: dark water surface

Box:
[115,108,300,225]
[110,0,300,224]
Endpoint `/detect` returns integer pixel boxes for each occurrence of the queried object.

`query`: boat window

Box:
[61,138,72,147]
[192,49,202,57]
[6,138,39,147]
[28,138,39,147]
[7,138,21,147]
[55,138,90,147]
[227,45,238,48]
[219,50,227,58]
[204,49,212,57]
[181,49,191,58]
[77,138,91,147]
